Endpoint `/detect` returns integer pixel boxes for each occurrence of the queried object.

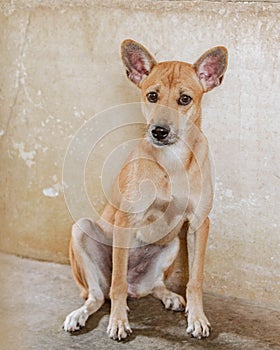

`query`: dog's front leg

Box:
[186,217,211,339]
[107,212,133,341]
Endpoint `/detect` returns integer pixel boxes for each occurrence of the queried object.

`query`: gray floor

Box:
[0,253,279,350]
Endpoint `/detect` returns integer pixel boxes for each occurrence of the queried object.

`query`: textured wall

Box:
[0,0,279,308]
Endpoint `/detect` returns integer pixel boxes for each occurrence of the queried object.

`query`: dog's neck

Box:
[139,138,192,177]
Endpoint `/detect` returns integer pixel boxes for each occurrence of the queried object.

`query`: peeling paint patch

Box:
[43,177,64,198]
[0,129,5,136]
[73,106,85,119]
[43,187,59,198]
[13,142,36,168]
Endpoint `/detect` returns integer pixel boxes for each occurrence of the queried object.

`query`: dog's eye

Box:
[178,94,192,106]
[146,92,158,103]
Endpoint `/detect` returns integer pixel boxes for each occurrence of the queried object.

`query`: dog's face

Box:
[121,40,228,147]
[140,62,204,146]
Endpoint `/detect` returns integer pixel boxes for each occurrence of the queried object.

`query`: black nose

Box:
[151,126,170,141]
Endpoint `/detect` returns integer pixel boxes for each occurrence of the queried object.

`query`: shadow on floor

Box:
[0,253,279,350]
[69,295,280,349]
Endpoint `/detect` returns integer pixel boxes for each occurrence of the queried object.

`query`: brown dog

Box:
[63,39,228,340]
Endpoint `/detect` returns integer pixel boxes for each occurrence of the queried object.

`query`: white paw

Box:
[107,316,132,341]
[186,311,211,339]
[163,293,186,312]
[63,306,89,332]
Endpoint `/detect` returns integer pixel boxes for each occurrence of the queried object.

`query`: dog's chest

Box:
[129,167,188,244]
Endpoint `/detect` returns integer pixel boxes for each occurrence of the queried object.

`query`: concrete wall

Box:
[0,0,279,308]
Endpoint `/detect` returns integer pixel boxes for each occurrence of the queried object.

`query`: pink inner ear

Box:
[199,55,224,88]
[128,68,143,84]
[129,51,149,76]
[204,58,218,75]
[123,41,155,84]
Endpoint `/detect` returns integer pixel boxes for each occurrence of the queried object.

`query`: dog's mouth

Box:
[147,124,178,147]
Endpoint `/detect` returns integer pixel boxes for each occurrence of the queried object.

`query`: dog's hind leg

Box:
[153,283,185,311]
[151,238,185,311]
[63,218,112,332]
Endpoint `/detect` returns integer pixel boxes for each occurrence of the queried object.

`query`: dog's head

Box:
[121,39,228,147]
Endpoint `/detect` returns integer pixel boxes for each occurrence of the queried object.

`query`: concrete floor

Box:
[0,253,279,350]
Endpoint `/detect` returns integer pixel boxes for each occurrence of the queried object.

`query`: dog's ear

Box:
[121,39,157,86]
[193,46,228,92]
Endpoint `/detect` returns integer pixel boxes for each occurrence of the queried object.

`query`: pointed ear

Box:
[121,39,157,86]
[193,46,228,92]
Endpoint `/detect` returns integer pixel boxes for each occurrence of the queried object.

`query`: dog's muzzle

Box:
[148,125,177,146]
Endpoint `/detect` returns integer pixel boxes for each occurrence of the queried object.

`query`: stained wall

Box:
[0,0,279,308]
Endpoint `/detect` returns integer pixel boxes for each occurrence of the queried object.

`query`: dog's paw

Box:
[107,316,132,341]
[163,293,186,312]
[63,306,89,332]
[186,308,211,339]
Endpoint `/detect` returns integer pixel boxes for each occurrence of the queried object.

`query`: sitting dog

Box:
[63,39,228,340]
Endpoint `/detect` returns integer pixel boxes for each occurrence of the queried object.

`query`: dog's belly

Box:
[127,243,163,297]
[127,237,179,298]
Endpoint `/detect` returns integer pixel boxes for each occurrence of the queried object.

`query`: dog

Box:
[63,39,228,340]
